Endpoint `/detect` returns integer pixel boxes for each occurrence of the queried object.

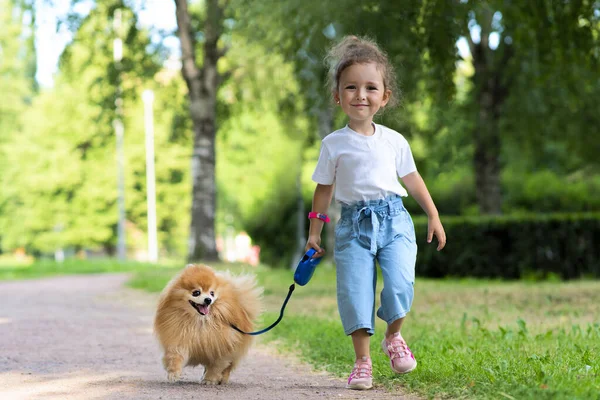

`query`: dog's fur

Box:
[154,264,262,384]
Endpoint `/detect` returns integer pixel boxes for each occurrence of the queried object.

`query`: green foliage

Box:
[0,1,314,261]
[500,2,600,163]
[0,1,185,254]
[216,37,309,267]
[237,0,600,216]
[504,169,600,213]
[413,213,600,279]
[403,166,600,217]
[402,165,477,216]
[1,83,114,251]
[0,0,37,254]
[2,0,599,263]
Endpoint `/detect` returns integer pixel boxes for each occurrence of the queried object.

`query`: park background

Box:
[1,0,599,399]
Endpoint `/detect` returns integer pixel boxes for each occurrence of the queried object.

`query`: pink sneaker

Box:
[381,332,417,374]
[346,356,373,390]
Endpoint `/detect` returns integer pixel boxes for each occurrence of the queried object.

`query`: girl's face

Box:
[334,62,391,127]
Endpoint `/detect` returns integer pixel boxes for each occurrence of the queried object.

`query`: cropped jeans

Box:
[334,194,417,336]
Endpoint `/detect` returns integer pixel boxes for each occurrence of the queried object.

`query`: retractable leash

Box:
[231,212,329,335]
[230,247,324,335]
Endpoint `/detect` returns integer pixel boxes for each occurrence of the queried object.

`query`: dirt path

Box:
[0,274,414,399]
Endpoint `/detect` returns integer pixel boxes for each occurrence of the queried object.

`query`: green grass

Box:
[0,258,179,280]
[3,259,599,399]
[130,261,600,399]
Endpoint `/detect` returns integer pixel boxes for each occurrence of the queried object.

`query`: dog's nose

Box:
[204,298,212,305]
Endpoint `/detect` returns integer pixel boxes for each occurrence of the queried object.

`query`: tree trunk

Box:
[174,0,224,262]
[469,16,510,216]
[473,83,502,215]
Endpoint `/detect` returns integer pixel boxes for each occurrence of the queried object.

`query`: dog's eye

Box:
[210,291,215,296]
[192,290,201,297]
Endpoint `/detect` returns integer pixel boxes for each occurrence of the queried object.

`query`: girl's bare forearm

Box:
[309,184,334,236]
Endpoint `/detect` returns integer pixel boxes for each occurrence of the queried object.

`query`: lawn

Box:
[3,259,599,399]
[129,261,600,399]
[0,258,177,280]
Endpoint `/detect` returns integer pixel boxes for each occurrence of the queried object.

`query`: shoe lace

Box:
[387,338,411,361]
[349,360,372,380]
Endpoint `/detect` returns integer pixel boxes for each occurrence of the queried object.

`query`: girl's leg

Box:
[334,221,377,337]
[351,328,371,359]
[334,213,377,390]
[377,209,418,374]
[347,328,373,390]
[376,236,415,328]
[385,317,404,339]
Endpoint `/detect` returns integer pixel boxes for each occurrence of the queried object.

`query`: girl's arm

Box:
[401,171,446,251]
[305,183,335,256]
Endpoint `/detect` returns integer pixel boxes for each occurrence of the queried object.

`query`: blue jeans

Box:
[334,194,417,336]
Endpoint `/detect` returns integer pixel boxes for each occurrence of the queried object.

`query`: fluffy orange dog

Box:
[154,264,262,384]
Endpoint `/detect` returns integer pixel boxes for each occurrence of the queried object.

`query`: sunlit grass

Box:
[130,261,600,399]
[0,258,179,280]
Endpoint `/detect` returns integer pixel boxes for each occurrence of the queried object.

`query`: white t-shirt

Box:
[311,123,417,205]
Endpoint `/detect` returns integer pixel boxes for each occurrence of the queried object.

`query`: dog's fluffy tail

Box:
[219,271,263,322]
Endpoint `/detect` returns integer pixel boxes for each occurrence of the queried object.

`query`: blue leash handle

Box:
[231,249,322,335]
[294,248,321,286]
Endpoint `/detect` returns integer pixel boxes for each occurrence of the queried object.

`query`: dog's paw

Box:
[167,371,181,383]
[201,378,220,385]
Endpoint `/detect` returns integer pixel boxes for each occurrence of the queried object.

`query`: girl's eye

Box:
[210,291,215,296]
[345,85,356,90]
[192,290,201,297]
[368,86,378,90]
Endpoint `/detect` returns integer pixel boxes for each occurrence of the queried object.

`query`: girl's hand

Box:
[305,235,325,258]
[427,215,446,251]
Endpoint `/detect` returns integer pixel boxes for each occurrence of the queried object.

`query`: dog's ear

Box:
[185,263,196,268]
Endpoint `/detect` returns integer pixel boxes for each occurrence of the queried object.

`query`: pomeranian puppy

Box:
[154,264,262,384]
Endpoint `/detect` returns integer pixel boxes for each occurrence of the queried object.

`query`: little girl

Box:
[305,36,446,390]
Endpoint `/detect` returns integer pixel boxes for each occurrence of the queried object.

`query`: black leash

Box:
[230,247,321,335]
[230,283,295,335]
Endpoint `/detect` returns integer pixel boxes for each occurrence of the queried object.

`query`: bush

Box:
[413,213,600,279]
[404,168,600,217]
[503,170,600,213]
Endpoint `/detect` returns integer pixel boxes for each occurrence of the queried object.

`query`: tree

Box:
[0,1,179,255]
[0,0,37,253]
[419,1,600,214]
[0,0,33,153]
[174,0,229,262]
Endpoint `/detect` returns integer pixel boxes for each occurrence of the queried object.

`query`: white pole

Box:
[143,89,158,262]
[114,9,126,260]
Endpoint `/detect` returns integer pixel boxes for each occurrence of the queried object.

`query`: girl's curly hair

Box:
[325,35,400,108]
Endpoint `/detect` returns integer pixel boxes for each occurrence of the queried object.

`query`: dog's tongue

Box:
[199,304,210,315]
